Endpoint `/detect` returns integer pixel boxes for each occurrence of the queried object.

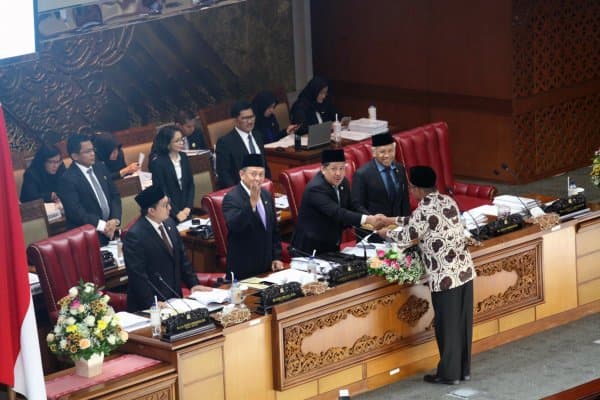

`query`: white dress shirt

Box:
[235,127,261,155]
[74,162,107,232]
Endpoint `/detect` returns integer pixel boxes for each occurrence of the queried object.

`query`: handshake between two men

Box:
[362,214,399,233]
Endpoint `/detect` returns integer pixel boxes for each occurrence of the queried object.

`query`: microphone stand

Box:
[494,164,533,218]
[146,279,180,315]
[463,209,483,240]
[154,273,195,313]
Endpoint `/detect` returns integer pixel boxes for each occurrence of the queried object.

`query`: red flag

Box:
[0,104,46,399]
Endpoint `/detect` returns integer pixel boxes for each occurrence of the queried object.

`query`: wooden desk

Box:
[44,359,176,400]
[116,210,600,399]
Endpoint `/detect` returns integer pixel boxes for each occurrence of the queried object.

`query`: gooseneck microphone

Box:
[154,273,194,312]
[463,209,482,240]
[354,229,375,260]
[493,164,533,218]
[146,278,180,314]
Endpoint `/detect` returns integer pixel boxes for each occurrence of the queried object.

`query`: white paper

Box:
[467,204,498,217]
[116,311,151,332]
[138,152,145,168]
[187,287,230,304]
[290,257,338,273]
[263,269,317,285]
[264,135,295,149]
[44,202,63,222]
[339,130,372,141]
[138,171,153,189]
[165,298,207,313]
[275,195,289,209]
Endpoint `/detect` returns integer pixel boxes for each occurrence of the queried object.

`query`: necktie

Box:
[87,168,110,220]
[159,224,173,255]
[248,134,257,154]
[256,198,267,228]
[333,186,341,205]
[383,167,397,201]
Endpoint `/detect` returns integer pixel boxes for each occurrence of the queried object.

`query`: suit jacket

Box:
[124,217,199,312]
[59,161,122,244]
[186,128,207,150]
[20,163,65,203]
[291,172,363,255]
[222,184,281,280]
[352,160,410,217]
[149,152,195,219]
[389,192,475,292]
[215,129,271,189]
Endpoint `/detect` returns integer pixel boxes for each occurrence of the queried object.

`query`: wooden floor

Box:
[542,377,600,400]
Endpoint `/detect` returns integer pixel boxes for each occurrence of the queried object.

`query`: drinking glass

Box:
[149,306,162,338]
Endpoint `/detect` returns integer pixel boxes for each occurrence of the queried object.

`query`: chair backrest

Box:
[201,180,275,262]
[27,225,106,319]
[188,152,216,209]
[343,140,373,169]
[279,162,356,221]
[197,101,235,149]
[115,177,142,229]
[395,122,455,195]
[273,102,291,130]
[20,199,50,247]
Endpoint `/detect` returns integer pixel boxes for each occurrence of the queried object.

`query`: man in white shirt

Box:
[215,100,272,189]
[59,134,122,245]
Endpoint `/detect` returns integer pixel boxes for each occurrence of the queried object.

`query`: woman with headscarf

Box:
[251,90,298,144]
[93,131,139,180]
[290,76,338,131]
[20,143,66,203]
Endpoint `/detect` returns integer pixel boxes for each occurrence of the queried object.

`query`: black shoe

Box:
[461,374,471,381]
[423,374,459,385]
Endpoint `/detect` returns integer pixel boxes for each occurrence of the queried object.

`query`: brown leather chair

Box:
[279,162,356,247]
[26,224,127,321]
[201,180,289,270]
[395,121,497,211]
[197,101,235,150]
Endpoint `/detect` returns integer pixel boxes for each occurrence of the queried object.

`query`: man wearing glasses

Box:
[59,134,122,245]
[215,100,272,189]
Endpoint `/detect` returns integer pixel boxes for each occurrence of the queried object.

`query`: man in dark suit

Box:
[215,100,272,189]
[291,149,384,255]
[352,132,410,221]
[123,185,209,312]
[222,154,283,280]
[59,134,122,246]
[174,110,207,151]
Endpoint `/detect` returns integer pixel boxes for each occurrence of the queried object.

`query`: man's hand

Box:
[176,207,191,222]
[104,219,119,239]
[249,182,261,209]
[286,124,300,134]
[271,260,284,271]
[376,228,390,239]
[190,285,213,292]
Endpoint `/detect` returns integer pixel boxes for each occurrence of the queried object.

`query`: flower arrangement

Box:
[47,281,128,361]
[367,244,425,284]
[592,148,600,188]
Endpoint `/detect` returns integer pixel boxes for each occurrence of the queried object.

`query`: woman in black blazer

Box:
[149,125,195,222]
[93,131,139,180]
[20,144,66,203]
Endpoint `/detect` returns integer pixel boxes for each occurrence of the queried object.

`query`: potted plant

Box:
[47,281,128,377]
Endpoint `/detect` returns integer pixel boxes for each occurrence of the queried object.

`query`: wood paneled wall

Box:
[311,0,600,183]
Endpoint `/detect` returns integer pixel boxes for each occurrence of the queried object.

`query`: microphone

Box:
[146,278,180,315]
[354,229,375,260]
[287,247,332,275]
[493,165,533,217]
[154,273,194,313]
[463,209,482,240]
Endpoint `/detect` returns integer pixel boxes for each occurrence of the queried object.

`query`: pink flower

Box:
[70,300,80,309]
[405,255,412,266]
[377,250,385,259]
[390,261,400,270]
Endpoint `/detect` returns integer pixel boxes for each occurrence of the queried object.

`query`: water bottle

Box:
[332,114,342,146]
[368,105,377,120]
[307,256,318,279]
[230,278,243,305]
[294,132,301,150]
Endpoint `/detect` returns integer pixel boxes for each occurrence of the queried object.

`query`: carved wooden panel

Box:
[513,93,600,180]
[512,0,600,98]
[473,238,544,322]
[0,0,294,152]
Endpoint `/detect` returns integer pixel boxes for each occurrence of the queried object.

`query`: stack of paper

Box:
[290,257,338,274]
[116,311,151,332]
[44,203,63,223]
[188,288,230,305]
[348,118,389,135]
[339,130,372,141]
[263,269,317,285]
[264,135,295,149]
[275,195,289,209]
[462,211,488,231]
[493,195,538,215]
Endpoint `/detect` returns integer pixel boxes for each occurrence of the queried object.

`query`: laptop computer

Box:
[302,121,332,150]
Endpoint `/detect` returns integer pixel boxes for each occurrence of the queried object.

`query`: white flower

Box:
[84,285,94,294]
[84,315,96,327]
[66,317,76,325]
[107,335,116,345]
[46,333,55,342]
[59,339,67,349]
[68,287,78,297]
[78,305,85,313]
[69,307,79,315]
[54,325,62,334]
[110,318,118,327]
[57,315,65,324]
[102,315,112,324]
[102,294,110,303]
